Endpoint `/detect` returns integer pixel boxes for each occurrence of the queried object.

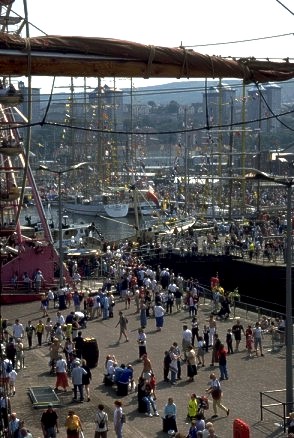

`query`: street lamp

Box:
[39,162,88,289]
[246,169,293,414]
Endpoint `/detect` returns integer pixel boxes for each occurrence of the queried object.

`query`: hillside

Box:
[123,78,294,105]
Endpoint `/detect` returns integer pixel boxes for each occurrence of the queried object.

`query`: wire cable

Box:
[275,0,294,16]
[183,32,294,48]
[8,106,292,137]
[41,77,56,126]
[254,80,294,132]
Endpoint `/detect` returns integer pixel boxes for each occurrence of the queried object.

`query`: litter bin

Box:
[233,418,250,438]
[82,337,99,368]
[117,382,128,396]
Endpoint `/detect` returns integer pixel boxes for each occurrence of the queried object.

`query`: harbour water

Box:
[69,212,138,242]
[21,205,138,242]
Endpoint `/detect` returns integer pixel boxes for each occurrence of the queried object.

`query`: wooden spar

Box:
[0,34,293,83]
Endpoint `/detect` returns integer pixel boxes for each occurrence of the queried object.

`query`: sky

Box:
[10,0,294,93]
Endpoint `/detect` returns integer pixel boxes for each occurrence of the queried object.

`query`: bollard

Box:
[233,418,250,438]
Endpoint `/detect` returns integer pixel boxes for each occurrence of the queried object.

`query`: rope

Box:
[145,45,155,79]
[14,0,32,229]
[24,37,32,78]
[208,55,215,79]
[180,48,190,79]
[41,77,56,126]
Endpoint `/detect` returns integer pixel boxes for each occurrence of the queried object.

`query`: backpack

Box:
[5,361,13,373]
[98,414,106,429]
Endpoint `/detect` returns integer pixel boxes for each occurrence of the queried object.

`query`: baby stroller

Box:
[197,395,209,417]
[49,358,56,375]
[74,311,88,329]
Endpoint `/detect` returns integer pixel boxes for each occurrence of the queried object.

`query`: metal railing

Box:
[260,389,292,433]
[79,274,292,331]
[126,243,289,265]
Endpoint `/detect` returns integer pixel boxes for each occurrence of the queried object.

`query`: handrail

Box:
[260,389,292,433]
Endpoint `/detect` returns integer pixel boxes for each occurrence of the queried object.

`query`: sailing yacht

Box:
[64,192,129,218]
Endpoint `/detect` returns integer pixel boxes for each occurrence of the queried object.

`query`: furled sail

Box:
[0,34,293,84]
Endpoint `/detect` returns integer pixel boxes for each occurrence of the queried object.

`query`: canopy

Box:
[0,34,293,83]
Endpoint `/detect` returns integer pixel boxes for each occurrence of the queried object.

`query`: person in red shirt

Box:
[149,373,157,400]
[217,343,228,380]
[210,274,219,291]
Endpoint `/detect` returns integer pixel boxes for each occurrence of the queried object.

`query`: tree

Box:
[166,100,180,114]
[148,100,157,108]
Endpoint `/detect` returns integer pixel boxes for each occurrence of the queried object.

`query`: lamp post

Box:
[39,162,88,288]
[246,169,293,413]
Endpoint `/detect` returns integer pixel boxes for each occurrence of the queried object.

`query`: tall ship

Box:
[0,2,70,302]
[55,78,129,218]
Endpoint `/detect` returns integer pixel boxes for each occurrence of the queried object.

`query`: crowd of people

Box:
[0,245,290,437]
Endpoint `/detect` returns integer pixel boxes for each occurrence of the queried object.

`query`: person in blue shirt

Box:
[65,312,75,324]
[186,420,198,438]
[73,291,81,312]
[116,364,133,396]
[101,294,109,320]
[163,397,177,433]
[114,364,125,383]
[119,366,133,384]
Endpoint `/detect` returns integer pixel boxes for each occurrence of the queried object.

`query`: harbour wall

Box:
[149,254,292,312]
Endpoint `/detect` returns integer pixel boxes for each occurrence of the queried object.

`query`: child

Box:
[203,325,209,353]
[191,317,199,347]
[226,328,234,354]
[9,368,17,396]
[196,336,205,367]
[15,338,24,370]
[125,290,131,310]
[66,288,73,308]
[127,364,136,392]
[45,317,53,343]
[137,328,147,359]
[65,324,73,340]
[149,372,157,400]
[40,294,49,317]
[245,325,254,358]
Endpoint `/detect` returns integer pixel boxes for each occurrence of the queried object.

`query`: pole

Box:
[256,93,262,212]
[241,82,246,215]
[184,107,188,214]
[133,186,140,237]
[285,181,293,414]
[228,97,234,221]
[39,162,88,289]
[58,172,63,288]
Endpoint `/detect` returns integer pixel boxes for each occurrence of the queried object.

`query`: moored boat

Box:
[129,200,159,216]
[142,213,196,236]
[51,222,103,250]
[64,195,104,217]
[64,192,129,218]
[102,187,129,218]
[104,202,129,218]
